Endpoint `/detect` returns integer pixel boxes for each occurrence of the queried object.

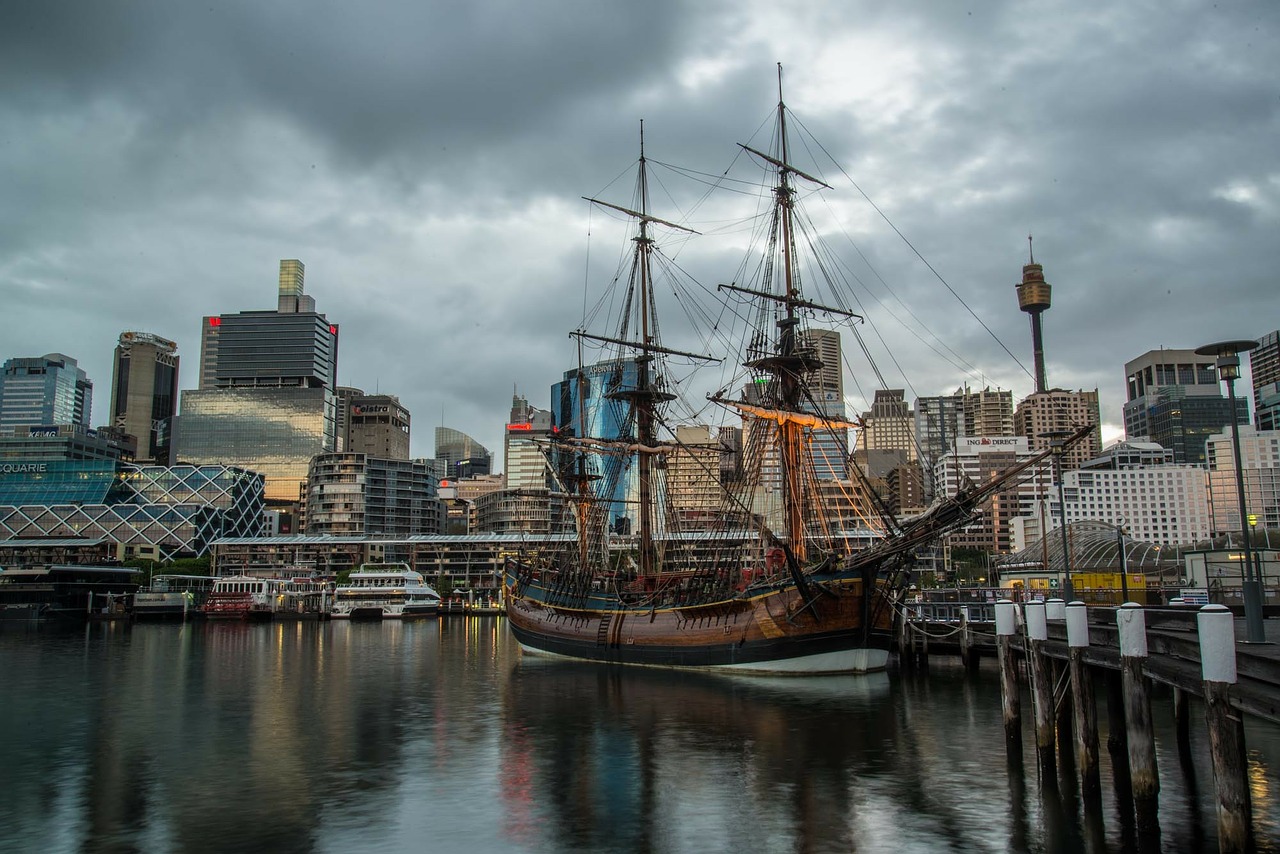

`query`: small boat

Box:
[0,564,141,622]
[202,575,282,621]
[330,563,441,620]
[133,574,216,621]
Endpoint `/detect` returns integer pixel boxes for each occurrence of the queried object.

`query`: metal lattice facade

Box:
[0,463,265,560]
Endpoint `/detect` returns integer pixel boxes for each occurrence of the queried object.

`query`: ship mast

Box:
[729,64,847,563]
[578,123,708,576]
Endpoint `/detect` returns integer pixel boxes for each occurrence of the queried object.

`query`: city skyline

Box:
[2,3,1278,465]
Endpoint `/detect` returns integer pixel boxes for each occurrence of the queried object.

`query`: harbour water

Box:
[1,619,1278,853]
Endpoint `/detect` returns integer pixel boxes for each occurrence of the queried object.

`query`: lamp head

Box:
[1195,340,1259,383]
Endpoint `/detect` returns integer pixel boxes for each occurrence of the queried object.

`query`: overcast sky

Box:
[3,1,1278,467]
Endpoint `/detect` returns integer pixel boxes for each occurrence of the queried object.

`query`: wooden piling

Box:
[1025,602,1056,768]
[996,600,1021,751]
[1116,602,1158,803]
[1046,599,1074,770]
[918,612,930,668]
[1066,601,1100,796]
[1198,604,1253,853]
[1173,687,1191,752]
[959,606,974,672]
[896,601,912,669]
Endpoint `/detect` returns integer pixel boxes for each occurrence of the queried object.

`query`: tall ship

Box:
[502,67,1088,674]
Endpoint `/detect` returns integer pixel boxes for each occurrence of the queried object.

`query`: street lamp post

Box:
[1196,339,1265,643]
[1044,431,1074,602]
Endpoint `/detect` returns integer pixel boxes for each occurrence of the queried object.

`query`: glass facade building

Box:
[180,260,340,507]
[434,426,492,478]
[175,386,337,505]
[0,459,119,504]
[0,461,264,559]
[1145,387,1247,466]
[551,358,639,531]
[0,424,135,462]
[1123,349,1237,463]
[0,353,93,432]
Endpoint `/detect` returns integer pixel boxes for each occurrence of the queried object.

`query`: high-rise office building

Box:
[176,260,340,505]
[334,386,364,451]
[800,329,848,480]
[934,436,1053,553]
[434,426,492,479]
[0,353,93,433]
[109,331,179,464]
[1122,348,1244,463]
[347,394,411,460]
[1251,330,1280,431]
[504,392,552,489]
[859,389,916,462]
[915,386,1013,498]
[1206,426,1280,533]
[551,358,637,531]
[667,424,729,528]
[0,424,135,462]
[197,261,338,390]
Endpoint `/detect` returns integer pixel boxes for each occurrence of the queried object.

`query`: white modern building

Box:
[1060,464,1212,546]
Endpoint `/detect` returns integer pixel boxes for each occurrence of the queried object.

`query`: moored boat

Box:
[330,563,441,620]
[133,574,216,621]
[0,564,141,622]
[202,575,280,620]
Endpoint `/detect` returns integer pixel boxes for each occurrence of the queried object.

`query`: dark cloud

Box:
[2,0,1278,463]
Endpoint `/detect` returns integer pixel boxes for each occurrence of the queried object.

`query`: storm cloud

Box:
[2,1,1277,463]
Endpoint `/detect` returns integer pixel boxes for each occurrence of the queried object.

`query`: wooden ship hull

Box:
[503,570,894,674]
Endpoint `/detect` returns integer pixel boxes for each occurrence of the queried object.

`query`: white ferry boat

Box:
[202,574,329,620]
[203,575,279,620]
[331,564,441,620]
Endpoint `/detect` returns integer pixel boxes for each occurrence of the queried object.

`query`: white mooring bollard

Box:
[1198,604,1252,852]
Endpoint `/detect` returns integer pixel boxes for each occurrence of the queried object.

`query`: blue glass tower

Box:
[0,353,93,433]
[551,358,640,531]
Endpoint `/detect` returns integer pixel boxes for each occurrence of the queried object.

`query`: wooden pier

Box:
[897,596,1279,852]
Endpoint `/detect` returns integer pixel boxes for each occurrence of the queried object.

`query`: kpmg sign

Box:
[955,436,1029,454]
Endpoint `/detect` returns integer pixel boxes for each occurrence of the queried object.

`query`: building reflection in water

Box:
[1,621,1279,853]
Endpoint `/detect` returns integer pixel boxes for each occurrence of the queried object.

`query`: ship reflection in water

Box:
[0,619,1277,853]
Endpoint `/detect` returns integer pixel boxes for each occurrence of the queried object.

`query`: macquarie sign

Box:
[0,463,49,474]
